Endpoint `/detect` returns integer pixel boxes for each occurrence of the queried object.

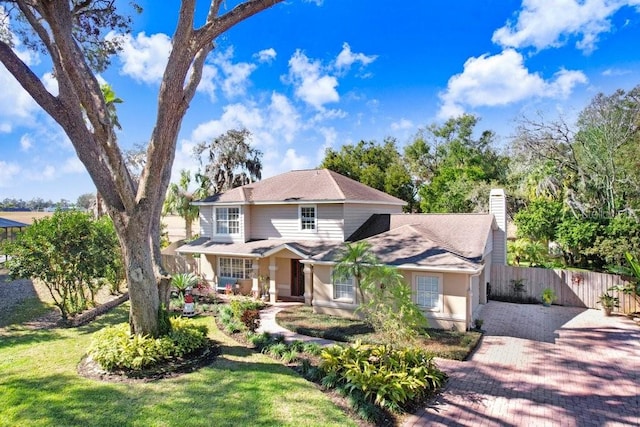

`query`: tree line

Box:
[320,86,640,273]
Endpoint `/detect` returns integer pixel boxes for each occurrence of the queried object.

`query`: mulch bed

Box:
[77,339,219,383]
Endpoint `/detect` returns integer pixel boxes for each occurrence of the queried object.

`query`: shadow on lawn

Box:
[1,373,133,426]
[0,327,62,350]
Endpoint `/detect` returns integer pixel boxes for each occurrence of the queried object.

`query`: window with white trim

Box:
[415,274,441,310]
[219,257,252,279]
[216,207,240,235]
[333,275,354,301]
[299,205,316,231]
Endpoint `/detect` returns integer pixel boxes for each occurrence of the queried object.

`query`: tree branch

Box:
[197,0,283,48]
[0,41,61,118]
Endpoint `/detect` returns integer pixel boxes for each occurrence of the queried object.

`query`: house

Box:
[177,168,507,331]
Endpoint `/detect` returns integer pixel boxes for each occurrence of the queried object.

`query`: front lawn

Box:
[277,305,482,360]
[0,303,356,427]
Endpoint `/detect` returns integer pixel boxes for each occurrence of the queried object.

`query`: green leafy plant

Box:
[246,331,272,351]
[510,278,526,295]
[319,342,445,412]
[358,264,428,346]
[89,317,208,371]
[541,288,557,306]
[597,293,619,315]
[473,318,484,330]
[333,242,427,345]
[2,211,122,320]
[171,273,199,297]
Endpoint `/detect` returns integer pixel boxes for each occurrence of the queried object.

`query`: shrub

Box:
[89,317,208,371]
[240,309,261,332]
[168,317,208,357]
[2,211,121,320]
[246,332,272,351]
[319,342,446,411]
[220,298,264,333]
[229,298,264,317]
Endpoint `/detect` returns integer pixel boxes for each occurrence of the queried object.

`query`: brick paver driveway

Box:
[404,301,640,426]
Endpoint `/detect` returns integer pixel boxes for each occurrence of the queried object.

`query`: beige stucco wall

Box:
[310,264,473,331]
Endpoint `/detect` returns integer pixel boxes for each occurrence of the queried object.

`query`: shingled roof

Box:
[195,169,406,205]
[338,213,496,270]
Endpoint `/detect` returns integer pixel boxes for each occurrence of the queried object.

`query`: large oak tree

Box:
[0,0,284,336]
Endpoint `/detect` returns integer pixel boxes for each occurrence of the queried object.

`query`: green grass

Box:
[0,303,356,427]
[277,305,482,361]
[0,296,54,328]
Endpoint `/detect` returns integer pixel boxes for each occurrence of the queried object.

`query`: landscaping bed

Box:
[0,302,356,427]
[276,305,482,360]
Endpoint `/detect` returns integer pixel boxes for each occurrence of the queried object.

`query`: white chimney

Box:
[489,189,507,265]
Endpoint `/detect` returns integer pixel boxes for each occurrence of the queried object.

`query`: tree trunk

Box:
[112,211,160,336]
[186,219,193,240]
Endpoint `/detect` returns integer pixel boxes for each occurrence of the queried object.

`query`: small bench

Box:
[216,277,238,293]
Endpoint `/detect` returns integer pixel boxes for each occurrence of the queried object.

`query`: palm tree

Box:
[332,241,378,304]
[163,170,209,239]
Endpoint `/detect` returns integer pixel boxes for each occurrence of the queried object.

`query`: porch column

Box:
[303,264,313,306]
[251,259,260,298]
[268,263,278,303]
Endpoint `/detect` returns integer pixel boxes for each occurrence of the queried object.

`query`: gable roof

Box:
[194,169,406,206]
[342,213,496,269]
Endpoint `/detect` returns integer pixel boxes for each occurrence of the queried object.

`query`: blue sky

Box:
[2,0,640,201]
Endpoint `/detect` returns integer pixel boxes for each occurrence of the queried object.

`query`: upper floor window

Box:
[219,257,252,279]
[216,207,240,235]
[415,274,442,311]
[300,205,316,231]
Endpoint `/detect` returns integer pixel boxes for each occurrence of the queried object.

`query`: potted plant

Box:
[598,292,619,316]
[541,288,557,307]
[258,275,270,301]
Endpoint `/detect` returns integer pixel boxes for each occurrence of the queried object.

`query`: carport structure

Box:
[0,217,28,262]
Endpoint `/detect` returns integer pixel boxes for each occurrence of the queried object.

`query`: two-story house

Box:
[177,168,507,331]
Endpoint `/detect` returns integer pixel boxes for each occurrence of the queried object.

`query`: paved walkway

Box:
[404,301,640,427]
[258,302,336,346]
[259,301,640,426]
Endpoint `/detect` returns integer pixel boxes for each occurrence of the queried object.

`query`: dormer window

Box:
[216,207,240,235]
[299,205,316,231]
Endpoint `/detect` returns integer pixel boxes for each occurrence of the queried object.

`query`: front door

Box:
[290,259,305,297]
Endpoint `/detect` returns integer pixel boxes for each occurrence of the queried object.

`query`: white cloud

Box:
[316,126,338,162]
[287,49,339,110]
[197,64,219,101]
[281,148,310,170]
[268,92,300,143]
[0,123,11,133]
[0,61,39,121]
[602,67,632,76]
[438,49,587,118]
[334,42,377,73]
[212,48,257,98]
[26,164,56,182]
[492,0,640,53]
[390,118,414,131]
[113,32,172,84]
[42,72,59,96]
[20,134,32,151]
[62,156,86,174]
[255,48,277,63]
[0,161,21,187]
[192,102,264,143]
